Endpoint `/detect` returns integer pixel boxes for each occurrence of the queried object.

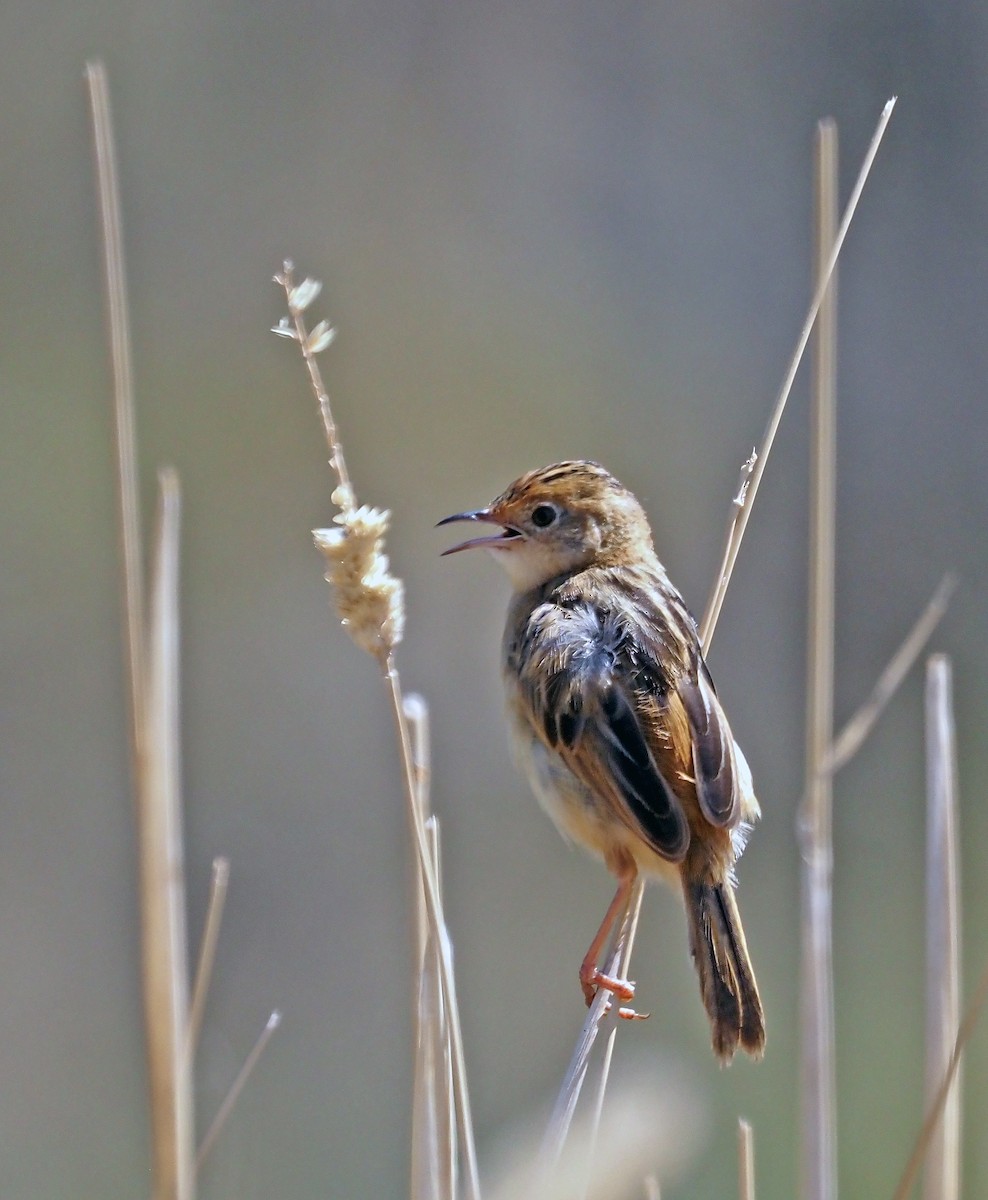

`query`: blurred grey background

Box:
[3,2,987,1197]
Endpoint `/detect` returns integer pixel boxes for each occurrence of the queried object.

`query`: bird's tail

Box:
[683,879,765,1064]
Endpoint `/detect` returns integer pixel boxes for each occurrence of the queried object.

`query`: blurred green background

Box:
[3,3,987,1197]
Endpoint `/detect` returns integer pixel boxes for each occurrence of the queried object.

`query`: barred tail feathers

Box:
[683,879,765,1063]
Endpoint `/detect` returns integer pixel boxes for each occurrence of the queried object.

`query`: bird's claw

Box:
[582,967,636,1006]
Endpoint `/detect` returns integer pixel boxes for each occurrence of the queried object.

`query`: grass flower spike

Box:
[273,260,405,665]
[313,505,404,660]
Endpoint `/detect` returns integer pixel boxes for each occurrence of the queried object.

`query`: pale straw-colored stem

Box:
[699,97,896,653]
[821,575,955,776]
[542,879,645,1173]
[89,64,197,1198]
[186,858,231,1060]
[891,955,988,1200]
[799,117,838,1200]
[577,887,645,1200]
[738,1119,755,1200]
[411,817,457,1200]
[276,262,353,505]
[85,60,146,742]
[406,694,457,1200]
[385,661,482,1200]
[196,1011,282,1171]
[922,656,961,1200]
[405,694,432,976]
[140,473,195,1200]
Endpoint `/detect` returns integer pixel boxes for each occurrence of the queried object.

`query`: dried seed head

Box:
[313,506,405,659]
[288,277,322,312]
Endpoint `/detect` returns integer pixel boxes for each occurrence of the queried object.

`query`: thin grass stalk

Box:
[406,694,432,976]
[891,953,988,1200]
[85,60,146,742]
[541,879,644,1172]
[799,118,838,1200]
[140,472,195,1200]
[738,1119,755,1200]
[541,964,616,1167]
[196,1011,282,1171]
[577,888,645,1200]
[823,575,956,776]
[922,656,961,1200]
[186,857,230,1060]
[644,1176,661,1200]
[700,97,895,652]
[407,694,457,1200]
[412,818,457,1200]
[386,664,482,1200]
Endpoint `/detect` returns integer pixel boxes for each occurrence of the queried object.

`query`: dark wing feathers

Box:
[595,686,690,859]
[517,572,745,857]
[519,597,690,862]
[677,664,741,828]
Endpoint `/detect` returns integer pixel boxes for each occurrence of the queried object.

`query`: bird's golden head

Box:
[439,460,655,591]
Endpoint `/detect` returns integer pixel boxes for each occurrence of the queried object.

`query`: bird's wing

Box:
[519,601,690,863]
[674,662,741,829]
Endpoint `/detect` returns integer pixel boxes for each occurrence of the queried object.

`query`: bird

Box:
[438,459,765,1063]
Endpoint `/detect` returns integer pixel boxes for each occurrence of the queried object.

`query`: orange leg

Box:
[579,865,638,1006]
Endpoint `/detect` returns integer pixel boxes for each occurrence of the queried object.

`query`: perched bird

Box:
[439,460,765,1063]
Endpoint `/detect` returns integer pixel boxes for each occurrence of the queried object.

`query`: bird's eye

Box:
[531,503,558,528]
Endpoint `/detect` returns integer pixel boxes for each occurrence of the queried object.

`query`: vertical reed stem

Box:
[923,656,961,1200]
[799,118,838,1200]
[738,1119,755,1200]
[141,474,195,1200]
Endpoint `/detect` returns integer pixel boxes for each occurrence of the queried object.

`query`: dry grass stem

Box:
[738,1118,755,1200]
[406,695,457,1200]
[85,59,146,741]
[922,656,961,1200]
[275,274,480,1199]
[140,472,195,1200]
[799,117,838,1200]
[88,66,196,1198]
[272,268,350,497]
[386,668,482,1200]
[822,574,956,776]
[699,96,896,652]
[542,962,618,1168]
[702,448,757,647]
[542,880,644,1171]
[891,955,988,1200]
[580,886,645,1193]
[186,857,231,1061]
[405,693,432,976]
[643,1175,661,1200]
[411,816,457,1200]
[196,1011,282,1172]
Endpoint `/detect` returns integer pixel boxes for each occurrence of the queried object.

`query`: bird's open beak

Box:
[437,508,522,555]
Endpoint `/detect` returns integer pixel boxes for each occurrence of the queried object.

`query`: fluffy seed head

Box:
[314,505,405,659]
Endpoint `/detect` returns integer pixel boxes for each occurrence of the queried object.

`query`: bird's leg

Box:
[580,865,638,1005]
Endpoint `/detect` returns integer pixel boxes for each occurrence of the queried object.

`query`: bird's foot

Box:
[581,965,636,1006]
